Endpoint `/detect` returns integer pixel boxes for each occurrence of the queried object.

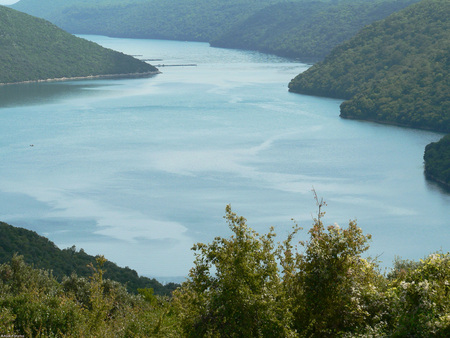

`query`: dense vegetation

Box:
[11,0,419,60]
[0,254,180,336]
[211,0,419,60]
[289,0,449,133]
[1,199,449,336]
[424,134,450,188]
[0,221,178,296]
[0,5,156,84]
[12,0,280,42]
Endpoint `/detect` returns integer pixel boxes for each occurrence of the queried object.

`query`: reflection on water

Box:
[0,82,87,107]
[0,79,153,108]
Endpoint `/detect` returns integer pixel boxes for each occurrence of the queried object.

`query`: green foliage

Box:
[388,253,450,336]
[0,254,84,336]
[424,134,450,188]
[290,194,387,336]
[0,5,156,84]
[173,204,295,337]
[289,0,449,133]
[138,287,158,306]
[0,255,180,336]
[174,196,391,336]
[0,221,179,295]
[174,196,450,336]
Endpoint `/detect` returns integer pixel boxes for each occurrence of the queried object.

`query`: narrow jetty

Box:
[155,64,197,67]
[136,56,197,67]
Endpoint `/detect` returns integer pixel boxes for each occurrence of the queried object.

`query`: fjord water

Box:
[0,36,448,279]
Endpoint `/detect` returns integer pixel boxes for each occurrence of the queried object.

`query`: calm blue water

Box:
[0,36,448,279]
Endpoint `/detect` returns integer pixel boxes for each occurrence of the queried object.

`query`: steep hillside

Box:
[211,0,419,60]
[12,0,281,42]
[289,0,449,133]
[424,134,450,188]
[0,221,179,295]
[11,0,418,60]
[0,5,157,84]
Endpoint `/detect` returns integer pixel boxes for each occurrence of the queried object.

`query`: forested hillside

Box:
[289,0,449,133]
[0,221,178,295]
[12,0,281,42]
[11,0,419,60]
[0,6,156,84]
[211,0,419,59]
[424,134,450,188]
[11,0,147,19]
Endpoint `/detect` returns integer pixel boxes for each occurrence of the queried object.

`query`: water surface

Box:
[0,36,448,279]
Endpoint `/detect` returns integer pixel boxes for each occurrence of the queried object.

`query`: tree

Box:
[173,193,389,336]
[290,192,387,336]
[0,254,84,336]
[173,205,295,337]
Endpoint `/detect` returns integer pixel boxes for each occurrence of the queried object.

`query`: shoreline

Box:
[340,114,448,135]
[0,70,161,86]
[425,173,450,191]
[290,89,448,134]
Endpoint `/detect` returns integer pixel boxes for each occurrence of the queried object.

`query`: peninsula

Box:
[0,6,157,85]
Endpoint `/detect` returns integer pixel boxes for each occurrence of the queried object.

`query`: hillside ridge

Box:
[0,221,179,295]
[0,5,157,84]
[288,0,449,133]
[11,0,420,61]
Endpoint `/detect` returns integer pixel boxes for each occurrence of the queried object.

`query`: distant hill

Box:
[11,0,418,60]
[0,221,179,295]
[11,0,281,42]
[211,0,420,60]
[288,0,449,133]
[10,0,140,19]
[0,5,157,84]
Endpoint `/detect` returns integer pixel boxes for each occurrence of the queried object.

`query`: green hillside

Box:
[211,0,419,60]
[12,0,281,42]
[424,134,450,188]
[0,221,179,295]
[10,0,146,19]
[0,5,157,84]
[11,0,418,60]
[288,0,449,133]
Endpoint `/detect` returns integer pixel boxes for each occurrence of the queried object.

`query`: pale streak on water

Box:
[0,35,448,279]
